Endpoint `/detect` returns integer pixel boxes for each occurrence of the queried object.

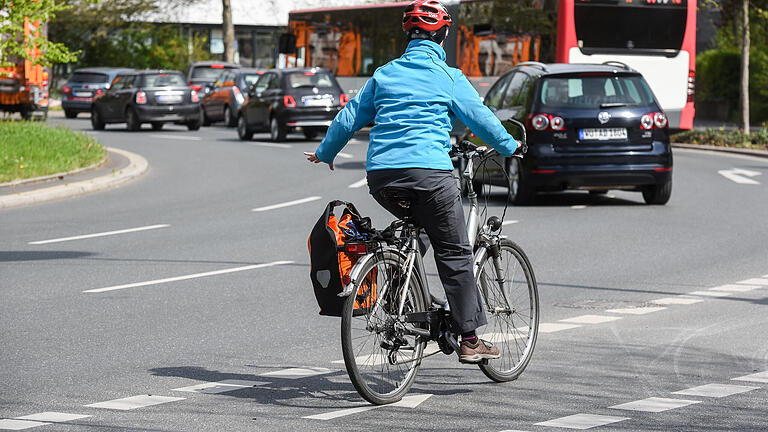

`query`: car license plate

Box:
[302,95,333,106]
[158,95,182,103]
[74,91,92,97]
[579,128,627,141]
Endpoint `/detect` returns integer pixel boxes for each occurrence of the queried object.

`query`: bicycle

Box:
[338,120,539,405]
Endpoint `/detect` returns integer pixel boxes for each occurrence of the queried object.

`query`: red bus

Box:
[556,0,696,129]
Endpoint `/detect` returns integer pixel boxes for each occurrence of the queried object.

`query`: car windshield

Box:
[539,75,655,109]
[142,73,187,87]
[191,66,237,80]
[285,71,335,89]
[70,72,109,83]
[243,73,263,87]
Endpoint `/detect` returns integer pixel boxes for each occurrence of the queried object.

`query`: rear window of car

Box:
[191,66,237,80]
[539,75,655,109]
[141,73,187,87]
[285,71,335,89]
[70,72,109,83]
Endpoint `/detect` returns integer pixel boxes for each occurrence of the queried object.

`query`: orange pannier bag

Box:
[308,201,376,316]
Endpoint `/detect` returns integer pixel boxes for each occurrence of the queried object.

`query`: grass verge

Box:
[672,125,768,150]
[0,120,106,183]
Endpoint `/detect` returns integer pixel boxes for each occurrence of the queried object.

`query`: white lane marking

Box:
[718,168,761,184]
[85,395,185,410]
[249,142,292,149]
[711,284,762,292]
[303,394,432,420]
[502,220,519,226]
[172,379,268,394]
[83,260,293,293]
[333,343,443,366]
[737,277,768,286]
[571,205,587,209]
[28,224,170,245]
[479,330,527,343]
[559,315,622,325]
[14,412,90,422]
[252,196,321,212]
[535,413,629,429]
[688,290,733,298]
[0,419,49,430]
[336,152,354,159]
[609,397,700,413]
[500,430,532,432]
[348,178,367,189]
[149,134,201,141]
[732,371,768,383]
[650,296,703,305]
[672,383,759,398]
[539,323,582,333]
[259,367,332,380]
[606,306,666,315]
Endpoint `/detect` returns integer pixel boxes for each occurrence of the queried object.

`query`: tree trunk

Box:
[739,0,750,134]
[222,0,235,63]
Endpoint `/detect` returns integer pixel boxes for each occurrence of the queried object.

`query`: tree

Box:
[0,0,78,68]
[739,0,750,134]
[221,0,234,63]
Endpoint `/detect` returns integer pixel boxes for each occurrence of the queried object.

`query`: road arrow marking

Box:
[302,394,433,420]
[718,168,762,184]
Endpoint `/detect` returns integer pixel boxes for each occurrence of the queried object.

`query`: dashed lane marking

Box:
[711,284,762,292]
[28,224,170,245]
[303,394,432,420]
[83,260,293,293]
[672,383,759,398]
[259,367,333,380]
[13,413,90,423]
[688,290,733,297]
[539,323,582,333]
[605,306,666,315]
[609,397,700,413]
[559,315,622,325]
[650,296,703,305]
[737,277,768,286]
[732,371,768,384]
[148,134,201,141]
[571,205,587,209]
[336,152,353,159]
[172,379,268,394]
[348,178,367,189]
[502,220,519,226]
[252,196,321,212]
[249,142,292,149]
[85,395,185,410]
[0,419,49,430]
[535,413,629,430]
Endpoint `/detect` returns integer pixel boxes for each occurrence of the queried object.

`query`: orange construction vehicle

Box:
[0,17,49,120]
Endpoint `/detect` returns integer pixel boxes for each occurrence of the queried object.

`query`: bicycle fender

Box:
[337,248,410,298]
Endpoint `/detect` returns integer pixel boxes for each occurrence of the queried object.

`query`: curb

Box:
[0,156,109,188]
[0,147,148,210]
[672,143,768,159]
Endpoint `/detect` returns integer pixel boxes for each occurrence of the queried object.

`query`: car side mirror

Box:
[501,117,527,152]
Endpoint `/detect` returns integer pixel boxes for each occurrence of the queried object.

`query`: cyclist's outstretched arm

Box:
[313,78,376,165]
[449,73,518,157]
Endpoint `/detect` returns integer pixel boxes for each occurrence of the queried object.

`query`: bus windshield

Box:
[574,3,687,52]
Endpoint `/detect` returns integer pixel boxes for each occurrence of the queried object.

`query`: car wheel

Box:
[202,107,211,126]
[151,122,164,131]
[186,116,201,131]
[64,109,77,119]
[91,108,105,130]
[642,178,672,205]
[270,117,286,142]
[237,114,253,141]
[507,157,534,205]
[303,129,318,140]
[125,107,141,131]
[224,105,236,127]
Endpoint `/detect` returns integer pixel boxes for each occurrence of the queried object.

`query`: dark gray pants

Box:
[366,168,487,334]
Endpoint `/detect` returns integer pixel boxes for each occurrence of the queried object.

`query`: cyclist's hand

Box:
[304,152,334,171]
[512,139,526,158]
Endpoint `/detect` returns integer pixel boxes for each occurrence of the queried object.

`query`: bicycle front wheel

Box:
[475,238,539,382]
[341,250,428,405]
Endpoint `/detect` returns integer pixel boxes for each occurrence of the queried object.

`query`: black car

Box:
[91,70,201,131]
[201,68,264,127]
[185,61,240,98]
[61,67,133,118]
[236,68,347,142]
[470,62,672,205]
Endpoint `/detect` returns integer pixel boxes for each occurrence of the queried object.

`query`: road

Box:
[1,115,767,431]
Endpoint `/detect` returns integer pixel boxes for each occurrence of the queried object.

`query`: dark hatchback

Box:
[61,67,133,118]
[470,62,672,205]
[91,70,201,131]
[201,68,264,127]
[236,68,347,142]
[186,61,240,97]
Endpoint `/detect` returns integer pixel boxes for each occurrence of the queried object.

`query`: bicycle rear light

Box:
[345,243,368,256]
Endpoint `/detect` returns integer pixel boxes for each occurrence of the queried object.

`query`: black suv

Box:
[236,68,347,142]
[470,62,672,205]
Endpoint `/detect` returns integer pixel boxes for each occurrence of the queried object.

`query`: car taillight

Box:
[135,91,147,104]
[550,115,566,131]
[340,93,349,106]
[529,113,549,131]
[687,70,695,103]
[640,114,654,130]
[190,89,199,103]
[190,82,202,92]
[653,112,668,128]
[283,95,297,107]
[62,85,71,95]
[527,113,565,131]
[640,112,667,129]
[94,89,104,98]
[345,243,368,256]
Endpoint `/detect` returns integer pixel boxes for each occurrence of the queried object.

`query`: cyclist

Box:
[305,0,520,363]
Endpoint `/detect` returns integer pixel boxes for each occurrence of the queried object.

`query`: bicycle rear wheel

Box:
[475,239,538,382]
[341,250,428,405]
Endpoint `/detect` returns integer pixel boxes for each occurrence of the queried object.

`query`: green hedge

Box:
[672,127,768,149]
[0,121,105,183]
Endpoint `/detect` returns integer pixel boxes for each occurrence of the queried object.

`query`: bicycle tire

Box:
[475,239,539,382]
[341,250,428,405]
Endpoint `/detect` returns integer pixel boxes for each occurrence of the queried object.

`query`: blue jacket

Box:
[315,39,518,171]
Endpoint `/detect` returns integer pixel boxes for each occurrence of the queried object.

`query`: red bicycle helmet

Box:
[402,0,452,33]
